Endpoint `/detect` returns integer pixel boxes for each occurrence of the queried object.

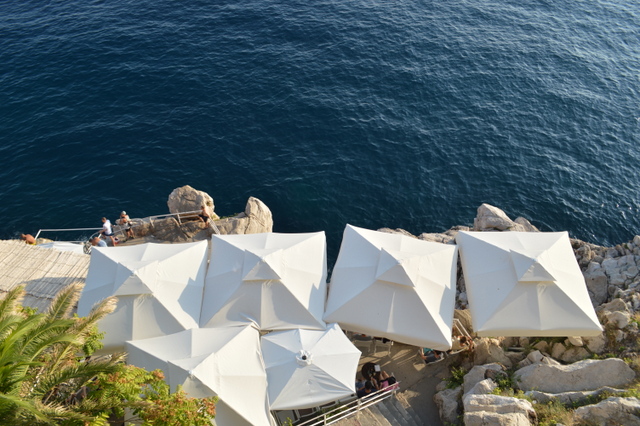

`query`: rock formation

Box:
[133,187,272,242]
[430,203,640,425]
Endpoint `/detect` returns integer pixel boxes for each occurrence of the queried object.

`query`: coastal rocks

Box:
[215,196,273,235]
[525,387,627,406]
[472,204,538,232]
[514,358,635,393]
[573,397,640,426]
[463,394,536,426]
[473,339,513,368]
[433,386,463,425]
[463,364,504,395]
[167,185,220,220]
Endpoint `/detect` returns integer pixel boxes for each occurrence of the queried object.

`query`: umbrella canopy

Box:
[126,326,272,426]
[261,323,360,410]
[456,231,603,337]
[324,225,458,350]
[200,232,327,331]
[77,241,208,353]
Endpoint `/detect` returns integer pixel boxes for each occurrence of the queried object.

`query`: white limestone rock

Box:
[551,342,566,359]
[525,386,627,406]
[167,185,219,220]
[433,386,463,425]
[606,311,631,329]
[515,358,635,393]
[574,397,640,426]
[567,336,584,347]
[463,394,535,426]
[560,346,590,363]
[464,411,532,426]
[585,333,606,354]
[215,197,273,235]
[474,338,513,368]
[463,364,504,395]
[473,204,527,232]
[466,379,498,396]
[583,263,609,306]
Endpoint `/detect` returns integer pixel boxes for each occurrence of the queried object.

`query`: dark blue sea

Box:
[1,0,639,262]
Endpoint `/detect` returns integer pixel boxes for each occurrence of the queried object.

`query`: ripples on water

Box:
[0,0,639,261]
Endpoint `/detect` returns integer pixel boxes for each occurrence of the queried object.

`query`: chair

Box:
[350,335,374,356]
[373,339,393,357]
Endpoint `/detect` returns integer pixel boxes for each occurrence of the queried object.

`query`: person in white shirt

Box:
[100,217,117,246]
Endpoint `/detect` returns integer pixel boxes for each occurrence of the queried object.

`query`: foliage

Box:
[533,400,577,426]
[0,285,217,425]
[446,366,466,389]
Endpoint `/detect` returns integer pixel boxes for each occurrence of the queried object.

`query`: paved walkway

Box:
[351,341,461,426]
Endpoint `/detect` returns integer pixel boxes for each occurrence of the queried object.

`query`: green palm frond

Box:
[0,286,26,318]
[45,284,82,322]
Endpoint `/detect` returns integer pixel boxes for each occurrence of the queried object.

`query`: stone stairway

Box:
[332,394,425,426]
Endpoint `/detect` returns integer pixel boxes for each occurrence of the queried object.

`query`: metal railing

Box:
[283,383,400,426]
[34,210,221,243]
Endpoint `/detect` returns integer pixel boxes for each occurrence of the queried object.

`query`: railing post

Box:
[323,413,327,425]
[356,399,361,419]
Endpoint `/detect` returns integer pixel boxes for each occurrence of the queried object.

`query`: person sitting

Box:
[356,380,376,398]
[420,348,443,364]
[90,236,107,248]
[198,205,210,229]
[355,376,366,392]
[118,211,134,239]
[20,234,36,245]
[373,370,397,390]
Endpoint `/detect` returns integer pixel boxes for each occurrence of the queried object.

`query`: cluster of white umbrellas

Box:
[77,225,602,425]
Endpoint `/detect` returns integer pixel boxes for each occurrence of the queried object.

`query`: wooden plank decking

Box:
[0,240,90,312]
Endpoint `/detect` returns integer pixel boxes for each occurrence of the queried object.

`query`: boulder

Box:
[463,411,532,426]
[584,266,609,305]
[463,394,536,426]
[598,298,629,314]
[167,185,219,220]
[585,333,606,354]
[473,204,522,232]
[525,387,628,405]
[463,364,504,395]
[574,397,640,426]
[559,346,590,363]
[605,311,631,329]
[466,378,498,396]
[515,358,635,393]
[513,217,539,232]
[474,339,512,367]
[215,197,273,235]
[433,386,463,425]
[418,232,455,244]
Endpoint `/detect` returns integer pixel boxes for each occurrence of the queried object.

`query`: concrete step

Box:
[388,396,421,426]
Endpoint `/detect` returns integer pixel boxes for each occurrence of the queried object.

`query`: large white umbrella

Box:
[455,231,603,337]
[324,225,458,350]
[77,241,208,353]
[126,326,272,426]
[200,232,327,331]
[261,323,360,410]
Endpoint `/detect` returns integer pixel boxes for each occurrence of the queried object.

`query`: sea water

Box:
[0,0,639,262]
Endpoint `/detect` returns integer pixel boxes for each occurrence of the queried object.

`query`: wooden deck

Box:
[0,240,90,312]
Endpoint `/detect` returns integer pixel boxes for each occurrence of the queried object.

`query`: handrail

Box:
[34,228,101,240]
[35,209,221,242]
[289,383,400,426]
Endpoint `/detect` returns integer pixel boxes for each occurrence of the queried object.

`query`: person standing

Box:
[118,211,134,239]
[100,217,117,246]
